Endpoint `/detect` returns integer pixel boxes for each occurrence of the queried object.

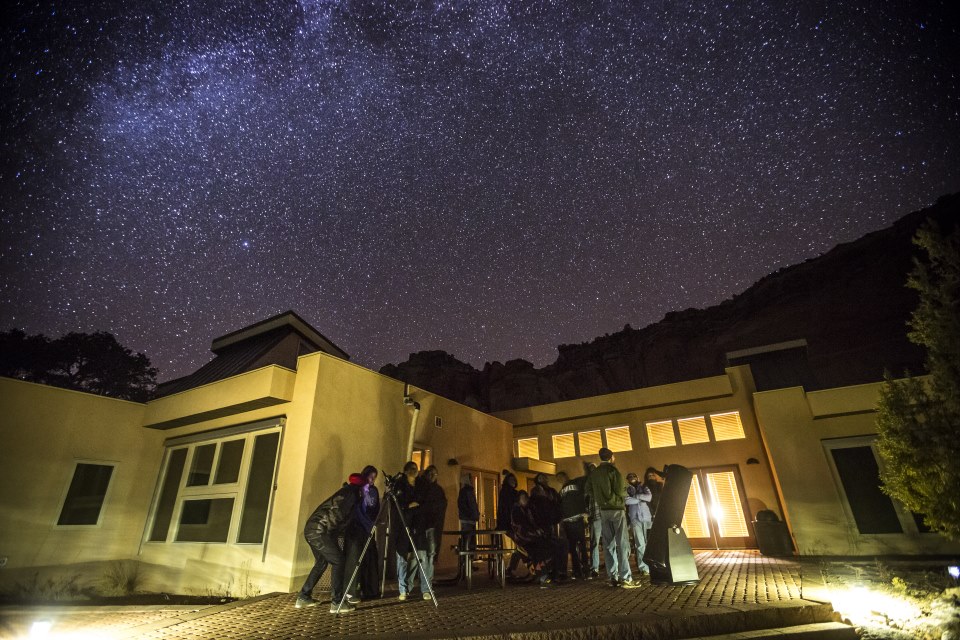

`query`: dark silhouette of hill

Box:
[380,194,959,412]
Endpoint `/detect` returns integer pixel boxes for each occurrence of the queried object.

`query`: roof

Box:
[155,311,348,398]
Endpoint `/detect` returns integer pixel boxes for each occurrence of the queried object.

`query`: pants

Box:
[524,536,569,579]
[589,518,602,572]
[345,527,380,598]
[561,518,588,577]
[600,510,632,582]
[396,551,415,595]
[300,530,346,602]
[630,520,651,574]
[458,520,477,574]
[414,528,437,594]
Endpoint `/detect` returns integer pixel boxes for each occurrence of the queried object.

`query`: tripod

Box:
[335,488,438,614]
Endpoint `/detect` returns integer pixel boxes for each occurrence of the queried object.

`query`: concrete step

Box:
[690,621,858,640]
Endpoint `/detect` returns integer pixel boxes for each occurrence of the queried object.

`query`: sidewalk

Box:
[0,551,838,640]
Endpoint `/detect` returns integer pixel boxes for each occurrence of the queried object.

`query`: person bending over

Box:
[510,490,568,587]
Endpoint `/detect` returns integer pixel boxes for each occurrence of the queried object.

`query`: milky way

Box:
[2,1,959,380]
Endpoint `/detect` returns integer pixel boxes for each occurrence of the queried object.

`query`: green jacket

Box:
[585,461,627,510]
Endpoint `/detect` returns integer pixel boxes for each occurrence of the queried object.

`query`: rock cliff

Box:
[380,194,959,412]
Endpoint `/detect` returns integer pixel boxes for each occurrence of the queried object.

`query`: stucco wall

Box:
[753,381,960,556]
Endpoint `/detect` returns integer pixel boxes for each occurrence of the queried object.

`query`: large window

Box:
[646,420,677,448]
[148,424,281,544]
[710,412,746,441]
[576,430,603,456]
[605,426,633,452]
[515,437,540,459]
[677,416,710,445]
[552,433,576,458]
[826,440,903,535]
[58,462,114,526]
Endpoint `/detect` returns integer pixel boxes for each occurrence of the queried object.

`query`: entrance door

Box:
[681,466,755,549]
[463,468,500,530]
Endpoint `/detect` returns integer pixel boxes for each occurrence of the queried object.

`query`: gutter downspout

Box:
[403,382,421,461]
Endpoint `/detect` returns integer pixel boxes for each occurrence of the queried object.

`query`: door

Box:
[463,468,500,530]
[681,465,755,549]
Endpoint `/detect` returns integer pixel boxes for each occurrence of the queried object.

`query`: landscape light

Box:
[949,565,960,579]
[29,619,53,638]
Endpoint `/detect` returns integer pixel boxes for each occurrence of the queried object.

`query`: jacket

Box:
[304,484,360,537]
[413,478,448,534]
[585,461,627,511]
[559,476,588,521]
[497,484,518,531]
[458,484,480,522]
[530,484,562,528]
[625,483,652,524]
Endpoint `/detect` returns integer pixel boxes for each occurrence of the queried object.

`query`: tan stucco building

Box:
[1,313,957,598]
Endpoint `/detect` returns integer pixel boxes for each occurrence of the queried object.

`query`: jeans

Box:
[629,520,651,574]
[600,510,632,582]
[589,518,602,572]
[396,551,415,595]
[560,518,588,577]
[414,528,437,594]
[300,530,345,602]
[458,520,477,574]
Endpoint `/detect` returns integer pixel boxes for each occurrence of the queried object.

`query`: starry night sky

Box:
[2,1,959,381]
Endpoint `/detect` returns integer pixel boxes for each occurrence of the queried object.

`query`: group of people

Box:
[497,447,664,588]
[294,451,664,613]
[295,461,447,614]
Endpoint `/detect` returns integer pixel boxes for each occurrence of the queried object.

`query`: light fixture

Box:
[948,565,959,580]
[29,619,53,638]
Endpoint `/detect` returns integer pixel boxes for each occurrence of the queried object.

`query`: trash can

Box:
[753,510,794,557]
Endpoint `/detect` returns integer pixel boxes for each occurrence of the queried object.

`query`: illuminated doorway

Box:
[462,468,500,530]
[680,465,755,548]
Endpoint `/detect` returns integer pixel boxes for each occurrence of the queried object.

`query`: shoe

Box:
[539,575,554,589]
[330,602,356,613]
[620,579,643,589]
[294,596,319,609]
[589,570,600,580]
[422,593,432,600]
[345,594,361,604]
[398,593,407,601]
[609,579,621,587]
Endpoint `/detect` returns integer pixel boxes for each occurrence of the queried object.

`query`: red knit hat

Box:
[348,473,364,486]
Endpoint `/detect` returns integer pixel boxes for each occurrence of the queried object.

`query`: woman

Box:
[345,465,381,600]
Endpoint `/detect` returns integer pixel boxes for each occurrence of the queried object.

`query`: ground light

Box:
[948,565,959,580]
[28,620,53,638]
[24,618,116,640]
[828,584,921,629]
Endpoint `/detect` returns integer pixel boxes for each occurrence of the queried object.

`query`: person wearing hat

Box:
[625,472,652,575]
[585,448,641,588]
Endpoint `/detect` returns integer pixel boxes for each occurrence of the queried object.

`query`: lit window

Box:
[710,412,746,441]
[412,446,433,471]
[149,427,280,544]
[646,420,676,448]
[58,463,114,526]
[552,433,576,458]
[516,437,540,459]
[677,416,710,444]
[605,425,633,452]
[577,430,602,457]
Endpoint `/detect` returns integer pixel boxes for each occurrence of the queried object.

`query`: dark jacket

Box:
[585,461,627,511]
[497,483,518,531]
[510,503,544,546]
[356,484,380,533]
[389,475,417,554]
[559,476,588,520]
[304,484,360,537]
[413,477,448,534]
[530,484,562,528]
[458,484,480,522]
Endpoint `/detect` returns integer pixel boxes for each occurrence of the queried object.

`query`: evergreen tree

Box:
[875,220,960,540]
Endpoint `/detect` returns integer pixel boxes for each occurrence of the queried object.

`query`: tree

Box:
[0,330,158,402]
[875,220,960,540]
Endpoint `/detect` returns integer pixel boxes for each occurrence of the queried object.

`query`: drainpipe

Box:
[403,383,421,461]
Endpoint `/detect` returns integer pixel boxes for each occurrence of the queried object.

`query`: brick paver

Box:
[0,551,829,640]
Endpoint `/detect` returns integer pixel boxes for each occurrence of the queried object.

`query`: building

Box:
[1,313,957,598]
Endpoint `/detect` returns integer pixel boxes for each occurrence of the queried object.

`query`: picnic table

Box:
[442,529,510,589]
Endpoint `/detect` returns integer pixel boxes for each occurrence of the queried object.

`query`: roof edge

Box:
[210,310,349,360]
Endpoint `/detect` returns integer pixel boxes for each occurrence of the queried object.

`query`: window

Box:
[58,463,114,526]
[646,420,676,448]
[710,412,746,441]
[605,425,633,452]
[828,444,902,534]
[577,430,602,457]
[677,416,710,444]
[552,433,576,458]
[148,425,281,544]
[515,437,539,459]
[411,446,433,471]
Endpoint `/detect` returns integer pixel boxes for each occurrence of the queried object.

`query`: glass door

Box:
[681,465,755,549]
[464,468,500,530]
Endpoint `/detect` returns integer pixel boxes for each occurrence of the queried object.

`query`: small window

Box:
[677,416,710,444]
[58,463,114,526]
[577,430,602,457]
[605,425,633,452]
[646,420,676,448]
[150,449,187,542]
[516,437,540,459]
[552,433,576,458]
[711,412,746,441]
[412,446,433,471]
[187,444,216,486]
[215,439,245,484]
[176,498,235,542]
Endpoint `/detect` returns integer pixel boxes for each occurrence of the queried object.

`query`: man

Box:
[625,472,652,575]
[644,467,664,517]
[510,490,568,587]
[497,471,522,578]
[390,461,419,601]
[457,473,480,576]
[297,476,363,613]
[584,462,602,579]
[412,465,447,599]
[529,472,562,534]
[585,448,641,588]
[557,471,589,579]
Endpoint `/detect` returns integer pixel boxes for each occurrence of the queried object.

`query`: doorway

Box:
[680,465,755,548]
[462,468,500,530]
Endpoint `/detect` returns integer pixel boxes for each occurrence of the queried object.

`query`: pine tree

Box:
[875,220,960,540]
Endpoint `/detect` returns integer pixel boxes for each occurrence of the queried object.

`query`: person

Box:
[412,465,447,599]
[625,472,652,575]
[457,473,480,576]
[297,476,363,613]
[585,448,641,588]
[390,461,419,601]
[529,472,562,533]
[497,471,522,578]
[345,466,381,601]
[557,471,589,579]
[644,467,664,518]
[584,462,602,579]
[510,490,568,587]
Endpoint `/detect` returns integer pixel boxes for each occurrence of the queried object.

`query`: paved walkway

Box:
[0,551,834,640]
